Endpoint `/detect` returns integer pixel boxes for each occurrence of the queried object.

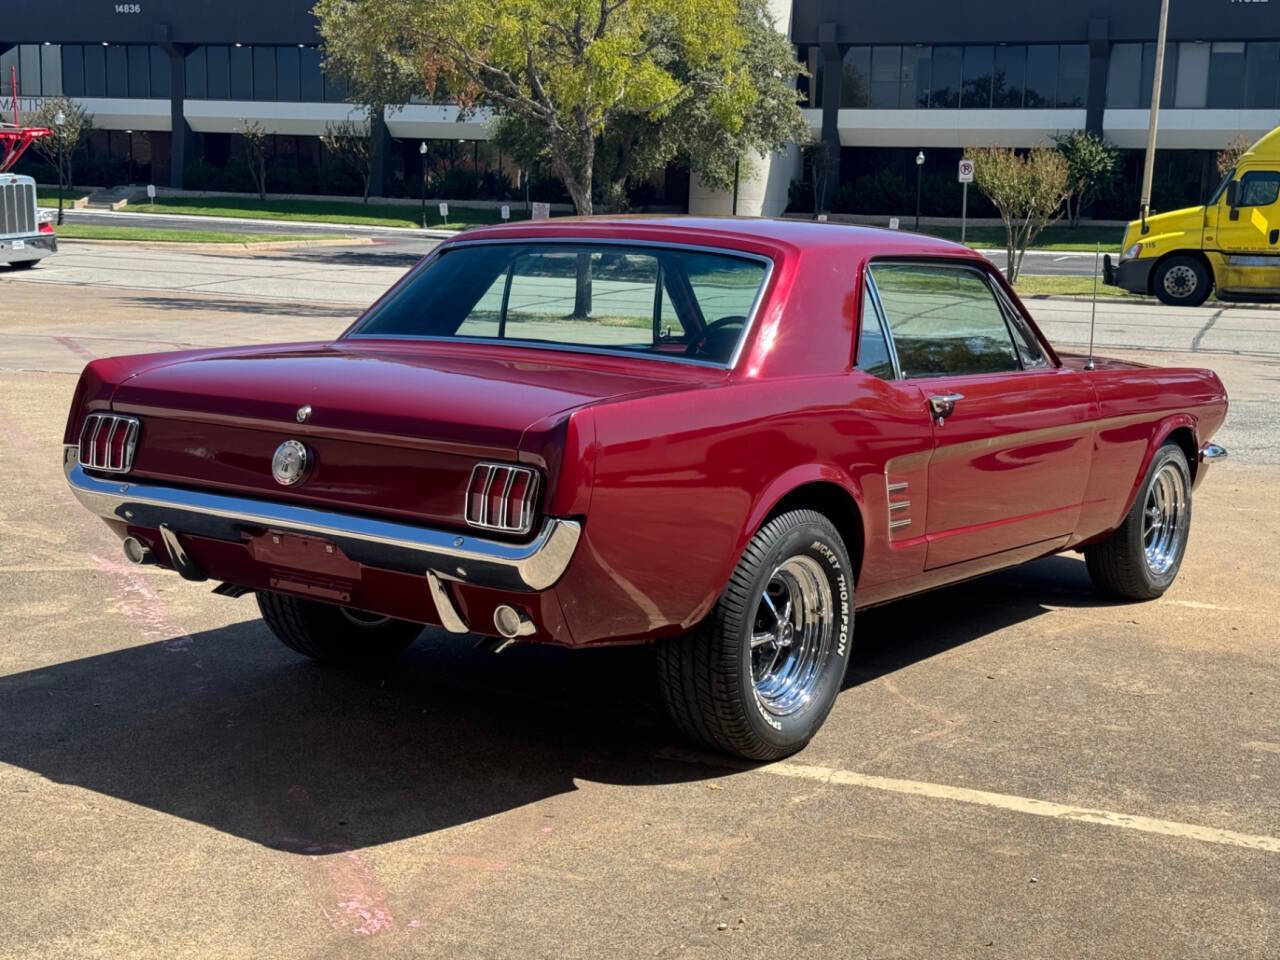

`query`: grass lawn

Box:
[36,192,90,208]
[136,195,528,230]
[1010,275,1143,299]
[57,224,321,244]
[918,224,1124,253]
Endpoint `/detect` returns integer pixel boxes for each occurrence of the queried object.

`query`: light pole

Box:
[1139,0,1171,233]
[419,141,427,229]
[54,109,65,226]
[914,151,925,231]
[124,129,133,184]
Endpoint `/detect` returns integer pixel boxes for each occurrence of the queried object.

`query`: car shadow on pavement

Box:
[0,554,1107,853]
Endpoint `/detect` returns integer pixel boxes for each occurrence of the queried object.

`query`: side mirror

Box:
[1226,180,1239,208]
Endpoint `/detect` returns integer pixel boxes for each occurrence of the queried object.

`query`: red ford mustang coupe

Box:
[64,218,1228,759]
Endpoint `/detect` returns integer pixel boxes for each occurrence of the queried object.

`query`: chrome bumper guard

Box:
[63,446,581,593]
[1199,443,1228,462]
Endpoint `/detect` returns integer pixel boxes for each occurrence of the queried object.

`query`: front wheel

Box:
[257,591,422,666]
[656,509,853,760]
[1085,442,1193,600]
[1153,255,1211,307]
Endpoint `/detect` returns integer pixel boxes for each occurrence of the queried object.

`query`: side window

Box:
[869,262,1020,378]
[993,288,1048,369]
[856,286,895,380]
[1237,170,1280,207]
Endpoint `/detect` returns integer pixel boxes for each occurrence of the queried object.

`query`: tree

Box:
[237,120,269,200]
[321,118,375,202]
[970,146,1069,283]
[27,96,93,194]
[314,0,803,216]
[1217,134,1252,177]
[1053,130,1118,227]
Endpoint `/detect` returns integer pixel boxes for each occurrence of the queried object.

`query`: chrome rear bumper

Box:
[63,445,581,592]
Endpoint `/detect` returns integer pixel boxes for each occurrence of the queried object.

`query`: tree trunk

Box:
[571,251,592,319]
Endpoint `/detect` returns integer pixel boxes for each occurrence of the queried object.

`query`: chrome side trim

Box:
[887,481,909,493]
[889,518,912,530]
[426,571,469,633]
[888,501,910,513]
[64,446,581,592]
[1200,443,1228,461]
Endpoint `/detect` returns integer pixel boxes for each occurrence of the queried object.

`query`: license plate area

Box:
[248,531,362,601]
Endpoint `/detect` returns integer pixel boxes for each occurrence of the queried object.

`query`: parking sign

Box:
[958,159,975,183]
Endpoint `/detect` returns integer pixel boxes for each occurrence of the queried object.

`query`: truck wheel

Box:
[1153,255,1210,307]
[10,260,38,270]
[656,509,853,761]
[257,590,422,666]
[1085,442,1192,600]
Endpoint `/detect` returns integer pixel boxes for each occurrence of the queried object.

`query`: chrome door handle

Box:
[928,392,964,424]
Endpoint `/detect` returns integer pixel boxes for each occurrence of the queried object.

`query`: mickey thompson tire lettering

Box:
[655,509,854,761]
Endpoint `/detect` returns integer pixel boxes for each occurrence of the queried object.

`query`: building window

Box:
[993,45,1025,107]
[962,45,994,107]
[253,46,276,100]
[1208,42,1246,108]
[83,43,107,97]
[207,45,231,98]
[127,44,149,97]
[1023,45,1058,107]
[870,46,901,108]
[62,44,85,96]
[185,46,207,98]
[1056,44,1088,107]
[903,46,931,108]
[277,45,301,102]
[931,47,961,107]
[106,44,128,97]
[150,46,170,98]
[1245,41,1280,109]
[229,45,252,99]
[300,46,324,101]
[842,45,870,108]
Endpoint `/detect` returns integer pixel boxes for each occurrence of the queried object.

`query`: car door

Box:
[1216,168,1280,293]
[867,261,1096,571]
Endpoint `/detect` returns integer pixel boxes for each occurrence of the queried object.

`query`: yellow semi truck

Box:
[1105,126,1280,306]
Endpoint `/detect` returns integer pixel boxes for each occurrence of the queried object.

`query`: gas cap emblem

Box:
[296,405,312,423]
[271,440,311,486]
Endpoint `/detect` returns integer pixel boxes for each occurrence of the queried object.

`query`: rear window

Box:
[349,242,770,365]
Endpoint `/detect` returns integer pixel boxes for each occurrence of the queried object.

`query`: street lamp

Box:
[125,129,134,184]
[54,109,65,226]
[419,141,427,229]
[914,151,925,231]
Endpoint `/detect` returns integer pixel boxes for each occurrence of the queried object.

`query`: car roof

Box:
[451,215,983,262]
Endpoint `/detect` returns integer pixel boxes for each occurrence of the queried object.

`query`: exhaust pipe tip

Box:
[493,604,535,640]
[122,536,153,565]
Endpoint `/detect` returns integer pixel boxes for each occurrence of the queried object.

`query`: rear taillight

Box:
[78,413,140,473]
[38,221,54,234]
[465,463,539,535]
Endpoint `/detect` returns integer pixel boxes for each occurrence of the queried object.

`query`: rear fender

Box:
[1116,414,1198,521]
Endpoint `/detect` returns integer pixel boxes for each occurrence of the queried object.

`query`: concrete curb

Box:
[58,236,375,252]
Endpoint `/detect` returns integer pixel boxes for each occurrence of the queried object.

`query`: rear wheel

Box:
[656,509,853,760]
[1085,442,1192,600]
[257,591,422,666]
[1153,255,1211,307]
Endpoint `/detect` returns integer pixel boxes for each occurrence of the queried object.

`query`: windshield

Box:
[348,242,770,366]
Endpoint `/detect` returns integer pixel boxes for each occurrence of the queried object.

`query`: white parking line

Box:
[661,750,1280,853]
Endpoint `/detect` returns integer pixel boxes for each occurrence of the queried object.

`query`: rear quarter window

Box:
[868,262,1020,378]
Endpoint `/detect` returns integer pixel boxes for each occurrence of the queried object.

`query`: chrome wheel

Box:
[340,606,393,628]
[750,556,835,717]
[1162,264,1198,299]
[1143,462,1188,576]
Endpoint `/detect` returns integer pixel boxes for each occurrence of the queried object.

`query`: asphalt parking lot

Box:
[1,241,1277,959]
